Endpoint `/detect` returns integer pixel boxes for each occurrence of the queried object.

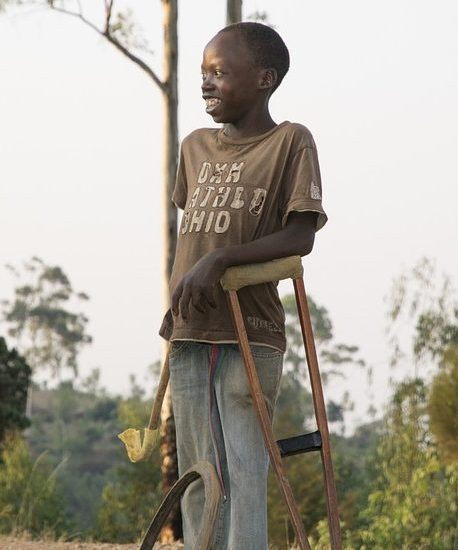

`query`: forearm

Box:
[172,211,318,318]
[212,211,317,271]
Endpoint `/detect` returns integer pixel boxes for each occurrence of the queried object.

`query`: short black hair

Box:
[219,22,290,93]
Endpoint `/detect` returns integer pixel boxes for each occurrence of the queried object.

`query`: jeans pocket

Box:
[169,340,191,358]
[250,344,283,359]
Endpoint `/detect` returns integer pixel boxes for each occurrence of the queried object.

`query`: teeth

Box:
[205,98,221,108]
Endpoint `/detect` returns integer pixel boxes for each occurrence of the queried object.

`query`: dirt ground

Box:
[0,537,184,550]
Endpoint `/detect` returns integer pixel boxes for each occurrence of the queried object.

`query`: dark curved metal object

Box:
[139,460,221,550]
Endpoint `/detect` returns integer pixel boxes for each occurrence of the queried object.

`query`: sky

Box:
[1,0,457,428]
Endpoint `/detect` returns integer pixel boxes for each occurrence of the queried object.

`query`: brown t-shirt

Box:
[159,121,327,352]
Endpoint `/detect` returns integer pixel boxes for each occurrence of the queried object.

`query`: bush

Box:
[0,432,68,537]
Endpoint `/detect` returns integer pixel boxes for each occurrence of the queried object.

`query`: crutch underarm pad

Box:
[220,255,303,291]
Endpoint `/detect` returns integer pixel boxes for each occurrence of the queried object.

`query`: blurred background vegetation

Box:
[1,256,457,549]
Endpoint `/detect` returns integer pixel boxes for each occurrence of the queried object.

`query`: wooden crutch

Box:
[221,255,342,550]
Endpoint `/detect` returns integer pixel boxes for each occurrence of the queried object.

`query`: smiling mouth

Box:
[205,97,221,113]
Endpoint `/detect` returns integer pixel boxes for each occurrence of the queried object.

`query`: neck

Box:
[223,110,276,140]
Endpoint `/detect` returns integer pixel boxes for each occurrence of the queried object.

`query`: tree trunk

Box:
[159,0,181,542]
[226,0,243,24]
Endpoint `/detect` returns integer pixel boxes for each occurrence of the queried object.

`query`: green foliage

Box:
[308,518,355,550]
[268,369,324,546]
[7,366,164,541]
[268,451,326,547]
[268,359,377,547]
[268,412,380,548]
[357,380,458,550]
[387,256,458,461]
[26,380,121,532]
[330,421,381,537]
[94,383,162,542]
[0,337,31,442]
[264,294,373,548]
[1,257,91,378]
[387,257,458,367]
[429,344,458,463]
[0,432,68,537]
[95,451,162,543]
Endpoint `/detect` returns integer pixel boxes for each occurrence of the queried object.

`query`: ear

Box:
[259,68,278,91]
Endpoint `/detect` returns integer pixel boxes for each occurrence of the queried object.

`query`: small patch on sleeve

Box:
[310,180,322,200]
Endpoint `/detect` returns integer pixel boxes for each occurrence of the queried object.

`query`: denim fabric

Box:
[169,341,283,550]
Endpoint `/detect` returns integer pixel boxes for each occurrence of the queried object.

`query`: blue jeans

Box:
[169,341,283,550]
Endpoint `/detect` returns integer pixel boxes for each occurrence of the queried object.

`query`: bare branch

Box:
[103,32,165,92]
[49,4,166,92]
[50,4,104,34]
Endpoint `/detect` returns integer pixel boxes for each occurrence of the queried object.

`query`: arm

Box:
[171,211,318,319]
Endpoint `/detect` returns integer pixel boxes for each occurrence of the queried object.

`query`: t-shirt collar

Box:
[217,121,289,146]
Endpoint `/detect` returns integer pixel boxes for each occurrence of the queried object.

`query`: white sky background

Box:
[1,0,457,428]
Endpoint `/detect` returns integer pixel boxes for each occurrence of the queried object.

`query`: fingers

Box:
[191,286,216,314]
[172,280,217,320]
[204,286,216,309]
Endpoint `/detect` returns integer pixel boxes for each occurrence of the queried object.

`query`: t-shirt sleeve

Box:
[171,148,187,209]
[280,144,328,231]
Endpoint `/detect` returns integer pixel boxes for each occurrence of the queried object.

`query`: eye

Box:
[214,70,223,78]
[201,72,207,81]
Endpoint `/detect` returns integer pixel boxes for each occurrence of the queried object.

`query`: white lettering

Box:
[230,186,245,209]
[189,210,206,233]
[204,211,215,232]
[225,162,245,183]
[197,162,212,184]
[199,186,215,207]
[181,211,191,234]
[209,163,228,184]
[189,187,200,208]
[212,186,231,208]
[214,211,231,233]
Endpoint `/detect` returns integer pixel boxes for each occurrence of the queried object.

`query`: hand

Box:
[171,250,227,320]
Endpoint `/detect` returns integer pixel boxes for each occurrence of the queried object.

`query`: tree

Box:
[226,0,242,24]
[428,344,458,463]
[1,256,91,379]
[0,337,31,442]
[387,258,458,462]
[357,380,458,550]
[386,257,458,370]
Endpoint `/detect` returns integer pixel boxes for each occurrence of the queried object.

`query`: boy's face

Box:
[201,31,266,124]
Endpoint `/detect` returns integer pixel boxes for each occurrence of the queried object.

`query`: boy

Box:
[160,22,327,550]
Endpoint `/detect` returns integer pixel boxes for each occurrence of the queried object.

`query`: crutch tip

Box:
[118,427,158,462]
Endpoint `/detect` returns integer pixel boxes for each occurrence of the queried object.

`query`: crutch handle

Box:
[220,255,303,291]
